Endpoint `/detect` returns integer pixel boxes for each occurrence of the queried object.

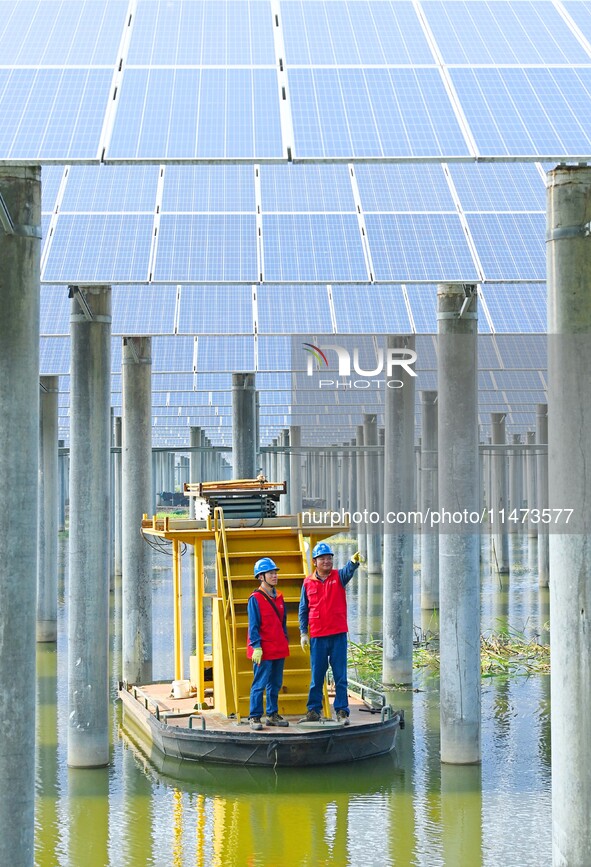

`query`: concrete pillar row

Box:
[363,413,382,574]
[0,165,41,866]
[547,166,591,867]
[290,425,303,514]
[38,376,59,642]
[68,284,112,768]
[232,373,256,479]
[355,426,367,557]
[437,282,481,765]
[113,416,122,575]
[509,433,523,533]
[189,426,201,519]
[121,336,153,686]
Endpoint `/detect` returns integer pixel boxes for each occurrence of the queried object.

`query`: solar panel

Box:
[448,164,546,212]
[260,164,357,212]
[178,286,253,334]
[365,213,478,281]
[161,165,256,213]
[422,1,591,64]
[332,284,411,333]
[257,285,333,333]
[60,165,160,212]
[112,286,176,335]
[153,215,258,282]
[262,214,369,281]
[43,214,154,283]
[40,285,69,335]
[465,214,546,280]
[108,69,283,159]
[197,336,255,372]
[355,164,456,212]
[482,283,546,332]
[280,0,434,65]
[288,68,470,159]
[40,337,69,375]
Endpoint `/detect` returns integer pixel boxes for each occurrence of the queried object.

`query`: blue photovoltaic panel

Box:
[40,337,69,375]
[152,373,196,391]
[355,164,455,212]
[405,284,491,333]
[127,1,276,66]
[449,164,545,212]
[40,286,70,335]
[422,1,591,64]
[256,372,292,391]
[108,69,283,159]
[258,336,294,371]
[43,215,153,283]
[262,214,368,282]
[178,286,253,334]
[0,1,127,65]
[466,214,546,280]
[564,2,591,44]
[154,215,258,282]
[450,68,591,157]
[41,166,65,214]
[161,166,256,213]
[281,1,434,65]
[112,286,176,334]
[257,286,332,333]
[260,165,357,212]
[289,68,470,158]
[482,283,547,332]
[332,285,411,333]
[198,336,255,372]
[496,335,546,369]
[193,373,233,390]
[60,165,159,213]
[152,336,195,372]
[493,370,545,389]
[365,214,478,282]
[0,69,112,160]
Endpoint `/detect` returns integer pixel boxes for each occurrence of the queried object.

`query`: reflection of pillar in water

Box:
[536,404,549,587]
[68,767,109,866]
[440,764,483,867]
[120,736,154,865]
[385,687,417,866]
[356,567,369,643]
[538,587,550,646]
[35,645,59,866]
[366,570,383,640]
[492,564,509,633]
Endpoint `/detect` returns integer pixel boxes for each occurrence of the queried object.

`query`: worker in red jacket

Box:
[299,542,361,725]
[247,557,290,730]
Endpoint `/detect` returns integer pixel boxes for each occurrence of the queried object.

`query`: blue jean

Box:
[249,658,285,718]
[307,632,349,715]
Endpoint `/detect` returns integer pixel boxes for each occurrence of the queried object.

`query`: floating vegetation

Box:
[348,626,550,687]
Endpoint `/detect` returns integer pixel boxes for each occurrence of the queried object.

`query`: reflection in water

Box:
[32,537,553,866]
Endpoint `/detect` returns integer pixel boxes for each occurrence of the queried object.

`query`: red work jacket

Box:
[303,569,348,638]
[247,590,290,660]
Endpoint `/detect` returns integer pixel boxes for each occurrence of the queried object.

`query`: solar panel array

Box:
[4,0,580,444]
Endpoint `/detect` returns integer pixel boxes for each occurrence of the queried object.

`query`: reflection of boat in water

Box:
[120,482,404,769]
[121,707,402,795]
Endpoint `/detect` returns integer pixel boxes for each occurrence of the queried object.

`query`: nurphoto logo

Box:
[303,342,417,389]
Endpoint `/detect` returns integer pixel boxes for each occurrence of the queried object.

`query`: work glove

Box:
[252,647,263,665]
[351,551,364,564]
[300,634,310,653]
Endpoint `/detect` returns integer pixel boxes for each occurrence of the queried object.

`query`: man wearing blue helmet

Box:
[247,557,290,730]
[298,542,362,724]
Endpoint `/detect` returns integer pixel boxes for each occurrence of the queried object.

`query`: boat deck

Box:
[129,681,389,733]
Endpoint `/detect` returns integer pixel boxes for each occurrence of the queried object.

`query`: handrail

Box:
[213,507,240,715]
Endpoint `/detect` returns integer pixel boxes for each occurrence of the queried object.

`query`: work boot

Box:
[250,717,263,731]
[266,712,289,727]
[298,709,321,723]
[336,709,350,726]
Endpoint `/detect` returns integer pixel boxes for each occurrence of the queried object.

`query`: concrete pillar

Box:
[490,413,509,573]
[526,431,538,537]
[509,434,522,533]
[547,166,591,867]
[68,284,111,768]
[58,439,66,532]
[383,335,416,685]
[420,391,439,609]
[270,438,278,485]
[536,405,549,588]
[282,429,291,513]
[378,427,385,521]
[0,166,41,866]
[363,414,382,574]
[232,373,256,479]
[355,426,367,557]
[290,425,302,514]
[340,442,349,513]
[113,416,122,575]
[437,282,480,764]
[121,337,153,685]
[330,447,339,510]
[38,376,59,642]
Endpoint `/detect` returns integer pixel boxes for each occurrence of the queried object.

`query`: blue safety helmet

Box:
[312,542,334,559]
[254,557,279,578]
